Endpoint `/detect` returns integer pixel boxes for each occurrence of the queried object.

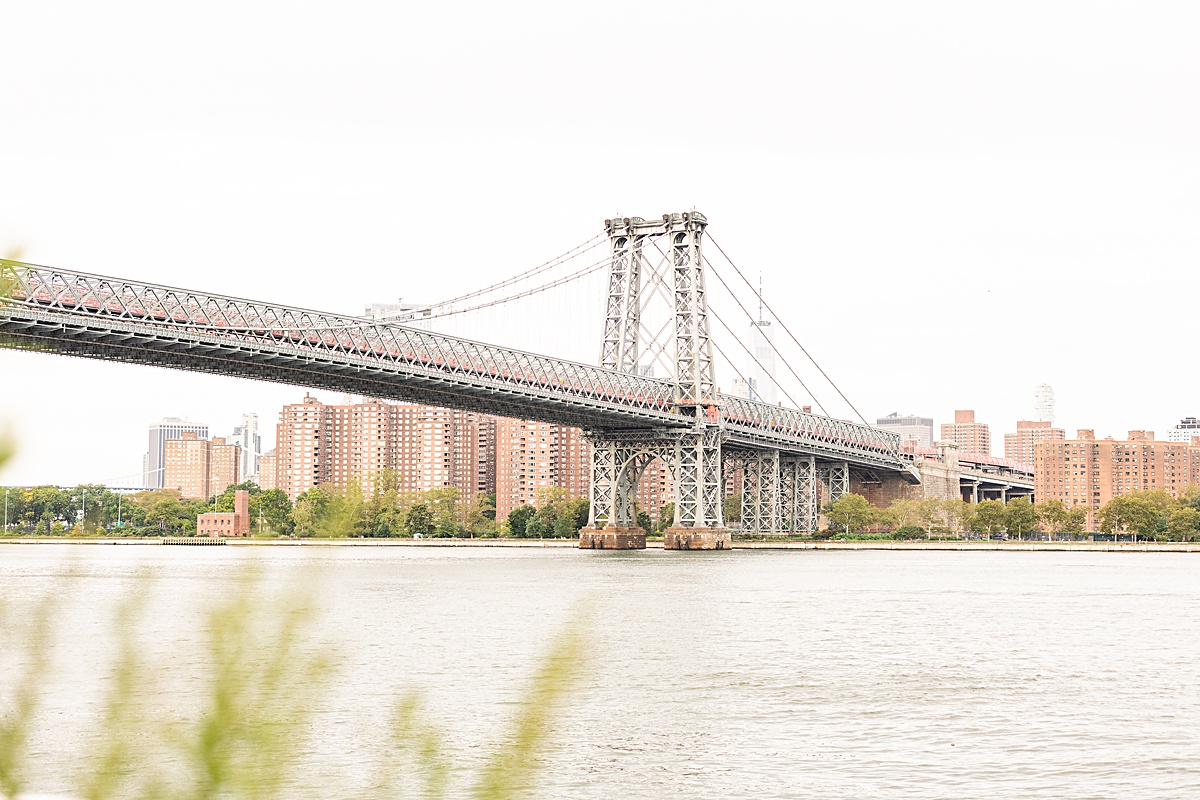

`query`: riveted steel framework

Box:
[740,449,781,534]
[779,458,820,533]
[818,461,851,507]
[599,218,648,374]
[1,231,914,538]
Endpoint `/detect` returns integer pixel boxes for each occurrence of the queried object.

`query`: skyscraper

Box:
[875,412,935,449]
[231,414,261,482]
[144,418,209,489]
[1034,384,1055,424]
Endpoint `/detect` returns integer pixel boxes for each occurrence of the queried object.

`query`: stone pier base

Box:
[663,527,733,551]
[578,527,646,550]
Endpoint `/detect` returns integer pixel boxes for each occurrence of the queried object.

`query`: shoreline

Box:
[1,537,1198,552]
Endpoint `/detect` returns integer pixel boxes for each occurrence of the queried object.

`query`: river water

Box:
[1,545,1197,799]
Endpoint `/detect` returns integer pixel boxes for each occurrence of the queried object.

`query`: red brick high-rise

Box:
[1035,429,1200,530]
[940,410,991,457]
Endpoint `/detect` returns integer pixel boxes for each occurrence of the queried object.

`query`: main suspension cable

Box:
[423,253,611,320]
[427,233,606,310]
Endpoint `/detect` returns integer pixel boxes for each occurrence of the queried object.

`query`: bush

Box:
[894,525,926,539]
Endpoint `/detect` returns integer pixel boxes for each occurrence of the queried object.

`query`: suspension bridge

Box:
[0,211,920,549]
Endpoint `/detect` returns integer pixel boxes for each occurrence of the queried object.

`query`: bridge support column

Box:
[818,461,850,505]
[780,456,818,534]
[664,422,730,550]
[579,438,651,550]
[742,450,781,534]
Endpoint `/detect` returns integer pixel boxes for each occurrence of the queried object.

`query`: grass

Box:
[0,567,588,800]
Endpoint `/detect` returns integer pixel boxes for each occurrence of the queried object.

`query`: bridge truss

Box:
[1,212,914,548]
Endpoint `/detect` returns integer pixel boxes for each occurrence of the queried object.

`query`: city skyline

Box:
[3,3,1199,486]
[1,379,1197,487]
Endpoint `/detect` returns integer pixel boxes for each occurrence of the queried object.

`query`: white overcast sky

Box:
[2,1,1198,486]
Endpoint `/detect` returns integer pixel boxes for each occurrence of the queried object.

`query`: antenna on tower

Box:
[758,270,764,324]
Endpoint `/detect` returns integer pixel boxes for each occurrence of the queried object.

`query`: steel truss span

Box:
[0,250,911,484]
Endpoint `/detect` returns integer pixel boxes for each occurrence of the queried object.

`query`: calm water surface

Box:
[2,545,1198,799]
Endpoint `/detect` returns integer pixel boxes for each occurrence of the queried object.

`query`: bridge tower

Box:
[580,211,731,550]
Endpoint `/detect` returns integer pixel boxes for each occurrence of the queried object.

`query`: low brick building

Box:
[197,490,251,537]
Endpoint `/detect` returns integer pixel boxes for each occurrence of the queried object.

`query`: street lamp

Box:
[4,488,8,533]
[81,488,86,534]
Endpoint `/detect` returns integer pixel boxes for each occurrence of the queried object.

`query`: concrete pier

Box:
[578,527,646,550]
[663,527,732,550]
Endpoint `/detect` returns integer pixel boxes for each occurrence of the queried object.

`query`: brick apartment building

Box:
[163,432,241,500]
[1034,429,1200,529]
[268,394,499,502]
[940,409,991,457]
[1004,420,1066,468]
[265,395,674,525]
[494,419,589,519]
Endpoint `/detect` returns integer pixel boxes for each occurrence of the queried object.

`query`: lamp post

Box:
[81,488,86,534]
[4,488,8,532]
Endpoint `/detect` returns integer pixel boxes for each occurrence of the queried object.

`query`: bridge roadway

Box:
[0,260,913,476]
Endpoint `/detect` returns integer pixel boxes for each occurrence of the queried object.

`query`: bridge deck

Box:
[1,260,909,473]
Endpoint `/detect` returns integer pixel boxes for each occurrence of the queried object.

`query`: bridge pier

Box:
[663,526,731,550]
[579,527,646,550]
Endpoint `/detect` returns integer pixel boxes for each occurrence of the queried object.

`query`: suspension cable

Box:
[701,254,829,414]
[422,253,612,320]
[704,232,868,424]
[707,301,808,412]
[641,236,828,414]
[426,234,606,309]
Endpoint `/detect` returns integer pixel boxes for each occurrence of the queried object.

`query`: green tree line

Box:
[820,487,1200,541]
[0,481,293,536]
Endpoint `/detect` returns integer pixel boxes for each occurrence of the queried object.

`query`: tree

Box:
[425,487,461,533]
[525,515,552,539]
[657,502,675,533]
[463,491,497,537]
[1098,496,1158,538]
[507,504,535,538]
[1179,485,1200,513]
[969,500,1007,536]
[1005,497,1037,540]
[212,481,261,512]
[1166,507,1200,541]
[404,502,434,538]
[635,509,653,536]
[568,498,590,531]
[256,489,293,535]
[724,493,742,524]
[941,499,974,535]
[434,515,458,538]
[885,498,924,531]
[1063,507,1089,537]
[292,487,331,537]
[823,493,875,534]
[1036,499,1069,534]
[553,511,578,539]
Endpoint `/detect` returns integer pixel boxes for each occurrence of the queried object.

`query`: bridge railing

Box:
[0,262,678,417]
[718,394,902,462]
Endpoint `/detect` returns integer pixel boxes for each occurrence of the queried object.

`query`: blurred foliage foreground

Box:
[0,571,586,800]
